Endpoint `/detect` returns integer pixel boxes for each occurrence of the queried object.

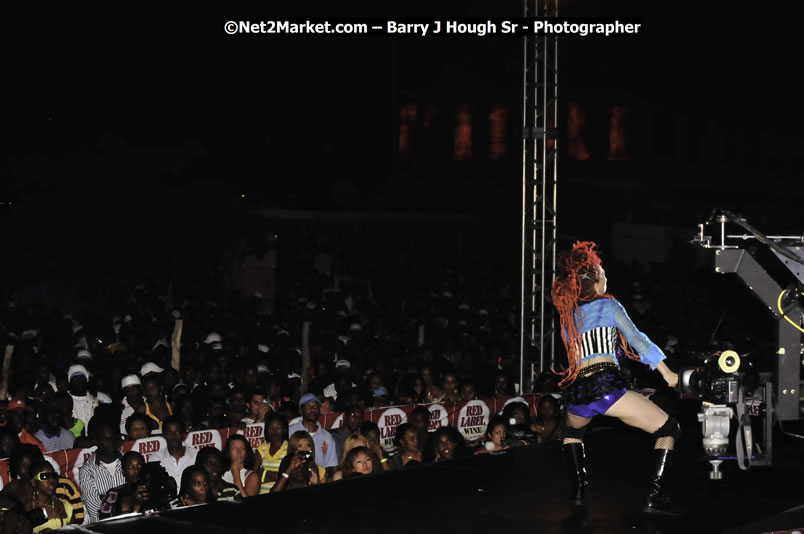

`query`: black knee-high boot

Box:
[563,442,588,506]
[643,449,686,515]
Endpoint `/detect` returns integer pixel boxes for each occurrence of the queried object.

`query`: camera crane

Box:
[686,210,803,478]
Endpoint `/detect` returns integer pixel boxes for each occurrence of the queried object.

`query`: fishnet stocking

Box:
[654,436,674,450]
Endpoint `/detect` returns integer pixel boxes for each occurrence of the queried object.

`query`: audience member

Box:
[28,460,78,531]
[249,412,289,494]
[288,394,338,471]
[476,415,508,454]
[178,466,213,506]
[125,413,152,441]
[340,446,382,479]
[119,375,145,436]
[241,389,270,425]
[6,402,44,453]
[221,434,253,497]
[392,423,421,468]
[442,372,460,402]
[142,373,172,433]
[330,434,369,481]
[531,395,562,443]
[271,431,324,492]
[196,447,239,501]
[67,365,102,433]
[98,451,149,519]
[153,416,197,489]
[432,427,467,463]
[78,420,125,523]
[33,401,74,453]
[329,404,363,461]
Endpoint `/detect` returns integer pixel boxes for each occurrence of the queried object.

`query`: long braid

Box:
[551,242,640,387]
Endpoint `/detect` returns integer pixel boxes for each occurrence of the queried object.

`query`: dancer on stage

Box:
[551,241,684,515]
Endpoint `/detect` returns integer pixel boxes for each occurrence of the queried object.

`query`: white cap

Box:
[21,329,38,340]
[68,364,90,380]
[210,342,223,352]
[257,365,270,374]
[76,349,92,360]
[335,359,351,369]
[204,332,222,344]
[140,362,164,376]
[121,374,142,389]
[287,372,301,380]
[257,344,269,354]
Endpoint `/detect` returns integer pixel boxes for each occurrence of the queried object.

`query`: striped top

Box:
[575,298,666,369]
[256,440,288,493]
[78,452,126,523]
[57,476,85,523]
[579,326,618,359]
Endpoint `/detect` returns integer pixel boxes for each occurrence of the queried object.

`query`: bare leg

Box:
[604,391,674,449]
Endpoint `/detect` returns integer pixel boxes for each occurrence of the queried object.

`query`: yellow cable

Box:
[777,290,804,334]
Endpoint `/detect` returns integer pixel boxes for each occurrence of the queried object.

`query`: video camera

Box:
[679,350,741,405]
[502,419,537,448]
[678,350,760,479]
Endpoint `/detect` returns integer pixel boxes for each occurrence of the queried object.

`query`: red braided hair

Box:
[551,241,640,387]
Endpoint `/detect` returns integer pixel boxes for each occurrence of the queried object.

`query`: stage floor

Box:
[72,419,804,534]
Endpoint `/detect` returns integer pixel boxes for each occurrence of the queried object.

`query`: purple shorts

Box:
[567,387,627,418]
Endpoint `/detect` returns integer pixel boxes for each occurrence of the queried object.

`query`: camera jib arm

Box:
[696,211,802,421]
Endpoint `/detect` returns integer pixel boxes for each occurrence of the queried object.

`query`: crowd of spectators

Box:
[0,247,569,532]
[0,234,771,531]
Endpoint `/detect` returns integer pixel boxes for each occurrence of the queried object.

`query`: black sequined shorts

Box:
[562,365,631,417]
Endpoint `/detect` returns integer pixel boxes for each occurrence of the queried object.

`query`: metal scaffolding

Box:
[519,0,559,393]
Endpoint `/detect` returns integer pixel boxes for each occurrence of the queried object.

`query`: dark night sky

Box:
[3,1,804,201]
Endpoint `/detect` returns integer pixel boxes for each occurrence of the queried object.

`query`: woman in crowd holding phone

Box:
[270,431,324,492]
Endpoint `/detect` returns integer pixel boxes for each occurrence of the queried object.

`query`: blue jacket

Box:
[574,298,666,369]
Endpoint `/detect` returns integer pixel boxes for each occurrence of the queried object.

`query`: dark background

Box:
[2,0,803,289]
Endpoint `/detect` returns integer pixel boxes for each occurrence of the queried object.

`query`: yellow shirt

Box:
[33,500,73,533]
[256,441,288,493]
